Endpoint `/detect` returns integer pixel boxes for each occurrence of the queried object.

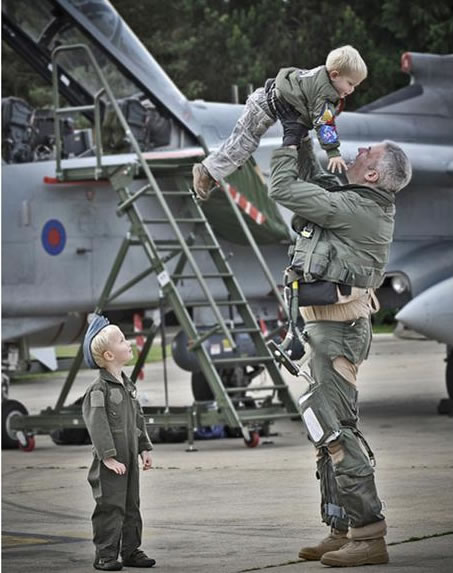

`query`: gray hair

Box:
[376,141,412,193]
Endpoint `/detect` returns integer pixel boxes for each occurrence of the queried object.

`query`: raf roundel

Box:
[42,219,66,256]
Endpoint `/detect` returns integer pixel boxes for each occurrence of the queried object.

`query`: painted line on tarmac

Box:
[235,531,453,572]
[2,531,89,549]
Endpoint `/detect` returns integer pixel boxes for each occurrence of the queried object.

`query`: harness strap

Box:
[325,502,348,519]
[341,421,376,467]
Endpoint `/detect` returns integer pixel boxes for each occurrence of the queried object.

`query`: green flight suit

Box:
[82,369,153,561]
[269,143,392,532]
[275,66,343,158]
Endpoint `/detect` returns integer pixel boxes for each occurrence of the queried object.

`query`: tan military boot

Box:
[298,530,348,560]
[192,163,216,200]
[320,538,389,567]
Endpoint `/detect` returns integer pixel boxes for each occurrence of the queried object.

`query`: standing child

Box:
[82,315,156,571]
[192,45,367,200]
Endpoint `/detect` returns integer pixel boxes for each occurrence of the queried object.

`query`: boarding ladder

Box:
[49,44,299,445]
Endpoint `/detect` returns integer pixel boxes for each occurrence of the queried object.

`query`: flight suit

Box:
[82,369,153,562]
[269,142,392,536]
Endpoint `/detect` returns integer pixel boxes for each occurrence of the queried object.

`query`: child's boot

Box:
[192,163,216,200]
[122,549,156,568]
[93,557,123,571]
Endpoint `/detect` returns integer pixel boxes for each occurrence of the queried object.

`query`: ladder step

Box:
[172,273,233,279]
[225,385,288,393]
[190,299,247,307]
[145,191,190,196]
[229,327,261,334]
[155,244,219,251]
[211,356,274,366]
[143,218,206,224]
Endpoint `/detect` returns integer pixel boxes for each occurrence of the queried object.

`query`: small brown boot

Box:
[298,530,348,561]
[192,163,216,200]
[320,538,389,567]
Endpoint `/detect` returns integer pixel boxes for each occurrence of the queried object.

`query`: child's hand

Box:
[140,450,153,471]
[103,457,127,475]
[328,156,348,173]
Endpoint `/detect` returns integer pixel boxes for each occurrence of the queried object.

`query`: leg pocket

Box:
[342,318,371,365]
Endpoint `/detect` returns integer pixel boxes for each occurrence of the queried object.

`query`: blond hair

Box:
[326,45,368,80]
[90,325,118,368]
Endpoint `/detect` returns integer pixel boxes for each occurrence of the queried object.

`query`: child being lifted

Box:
[192,45,367,200]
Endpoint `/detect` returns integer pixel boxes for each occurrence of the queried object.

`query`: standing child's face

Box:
[329,70,363,98]
[105,326,133,366]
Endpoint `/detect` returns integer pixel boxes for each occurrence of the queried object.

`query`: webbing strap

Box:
[302,225,322,281]
[342,421,376,467]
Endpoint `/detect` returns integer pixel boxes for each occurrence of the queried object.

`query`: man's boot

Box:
[320,538,389,567]
[321,520,389,567]
[192,163,216,200]
[298,529,348,560]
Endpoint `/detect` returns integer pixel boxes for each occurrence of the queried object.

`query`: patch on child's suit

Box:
[110,388,123,404]
[319,124,338,145]
[90,390,105,408]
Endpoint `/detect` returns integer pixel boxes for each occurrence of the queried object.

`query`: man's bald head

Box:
[347,141,412,193]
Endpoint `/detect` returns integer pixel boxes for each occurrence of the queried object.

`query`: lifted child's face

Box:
[104,326,132,366]
[329,70,362,98]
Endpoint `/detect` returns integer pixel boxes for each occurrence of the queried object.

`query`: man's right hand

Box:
[274,99,307,147]
[103,457,126,475]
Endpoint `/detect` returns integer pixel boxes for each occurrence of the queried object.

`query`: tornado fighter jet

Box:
[2,0,453,414]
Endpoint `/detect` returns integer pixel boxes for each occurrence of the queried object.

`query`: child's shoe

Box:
[93,558,123,571]
[122,549,156,568]
[192,163,216,200]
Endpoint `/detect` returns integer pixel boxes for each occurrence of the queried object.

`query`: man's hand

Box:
[327,155,348,173]
[281,117,308,148]
[140,450,153,471]
[103,457,126,475]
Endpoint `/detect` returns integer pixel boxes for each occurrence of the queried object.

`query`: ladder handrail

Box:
[196,136,289,321]
[51,43,236,350]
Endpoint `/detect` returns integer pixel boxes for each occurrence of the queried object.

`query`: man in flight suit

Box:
[82,315,156,571]
[269,121,412,566]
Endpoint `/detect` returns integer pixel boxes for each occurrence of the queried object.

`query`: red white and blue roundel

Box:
[42,219,66,256]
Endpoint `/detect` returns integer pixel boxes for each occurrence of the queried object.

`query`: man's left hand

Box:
[140,450,153,470]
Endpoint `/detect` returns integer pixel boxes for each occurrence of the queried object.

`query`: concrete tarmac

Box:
[2,335,453,572]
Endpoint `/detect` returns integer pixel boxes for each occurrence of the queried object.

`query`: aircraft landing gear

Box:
[438,347,453,416]
[2,398,35,451]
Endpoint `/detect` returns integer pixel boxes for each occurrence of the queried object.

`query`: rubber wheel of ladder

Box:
[18,434,36,452]
[244,430,260,448]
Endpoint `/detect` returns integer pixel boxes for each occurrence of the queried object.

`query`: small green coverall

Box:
[82,369,153,561]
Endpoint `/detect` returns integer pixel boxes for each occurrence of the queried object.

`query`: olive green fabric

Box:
[303,318,385,529]
[82,369,152,561]
[275,66,342,158]
[269,144,395,288]
[201,156,290,245]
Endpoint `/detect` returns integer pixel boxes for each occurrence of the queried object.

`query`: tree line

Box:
[2,0,452,109]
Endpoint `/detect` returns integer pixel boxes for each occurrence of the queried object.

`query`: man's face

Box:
[346,144,387,185]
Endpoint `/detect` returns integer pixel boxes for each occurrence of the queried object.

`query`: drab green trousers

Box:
[303,317,385,530]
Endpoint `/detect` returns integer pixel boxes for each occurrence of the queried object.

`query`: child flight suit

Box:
[83,368,153,563]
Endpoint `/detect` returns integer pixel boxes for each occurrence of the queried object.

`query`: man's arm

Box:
[269,147,342,228]
[297,138,342,190]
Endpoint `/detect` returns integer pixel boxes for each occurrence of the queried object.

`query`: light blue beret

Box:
[83,314,110,369]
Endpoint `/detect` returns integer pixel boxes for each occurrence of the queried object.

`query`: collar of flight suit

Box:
[331,183,395,208]
[99,368,128,385]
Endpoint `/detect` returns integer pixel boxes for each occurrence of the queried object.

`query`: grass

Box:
[55,342,171,364]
